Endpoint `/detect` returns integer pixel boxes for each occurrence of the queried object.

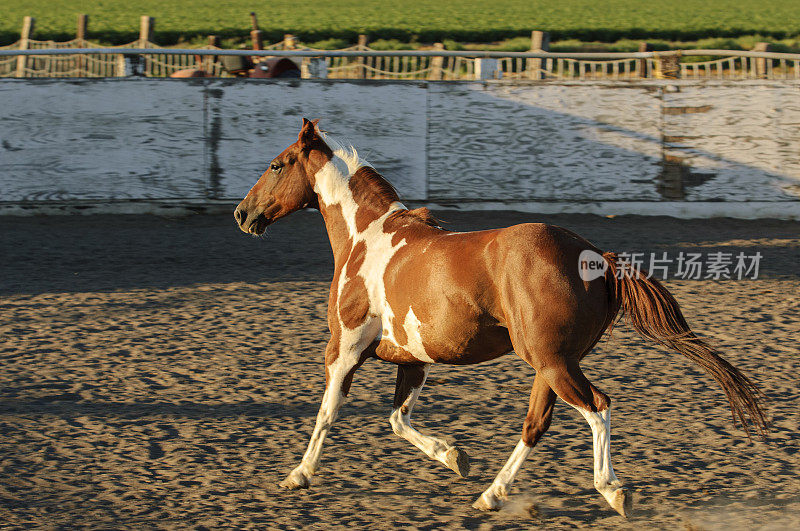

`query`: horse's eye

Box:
[270,161,284,173]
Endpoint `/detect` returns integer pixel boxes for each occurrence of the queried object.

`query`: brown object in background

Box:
[170,68,210,78]
[250,29,263,51]
[654,51,681,79]
[251,57,300,78]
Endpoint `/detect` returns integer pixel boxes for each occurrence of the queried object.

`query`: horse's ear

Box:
[298,117,318,146]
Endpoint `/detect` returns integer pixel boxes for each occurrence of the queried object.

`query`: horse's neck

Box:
[315,164,404,264]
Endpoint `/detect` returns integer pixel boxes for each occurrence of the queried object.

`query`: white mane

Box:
[318,131,372,178]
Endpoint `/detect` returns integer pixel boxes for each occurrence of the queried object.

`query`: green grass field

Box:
[2,0,800,48]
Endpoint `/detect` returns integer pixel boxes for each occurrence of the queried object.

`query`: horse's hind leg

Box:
[473,372,555,510]
[540,362,632,517]
[390,364,470,477]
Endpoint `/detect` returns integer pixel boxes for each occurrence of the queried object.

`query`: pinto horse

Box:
[234,118,767,516]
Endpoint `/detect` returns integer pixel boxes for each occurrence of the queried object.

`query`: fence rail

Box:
[2,43,800,81]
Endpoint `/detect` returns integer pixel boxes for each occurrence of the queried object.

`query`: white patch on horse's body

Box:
[473,439,532,510]
[313,134,433,363]
[399,308,434,363]
[313,157,364,237]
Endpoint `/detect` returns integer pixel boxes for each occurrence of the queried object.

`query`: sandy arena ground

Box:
[0,211,798,530]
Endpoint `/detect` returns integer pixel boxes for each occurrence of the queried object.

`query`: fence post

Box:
[428,42,444,80]
[113,52,143,77]
[76,14,88,41]
[753,42,770,78]
[301,57,328,79]
[76,15,88,75]
[137,16,153,77]
[15,16,35,78]
[251,30,263,51]
[654,51,681,79]
[139,16,154,45]
[206,35,220,72]
[284,34,297,50]
[475,58,501,80]
[638,42,651,78]
[116,54,127,76]
[248,11,262,51]
[528,30,550,80]
[356,34,368,78]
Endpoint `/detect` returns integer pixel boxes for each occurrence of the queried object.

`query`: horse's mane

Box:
[320,131,442,229]
[387,206,442,228]
[351,167,442,228]
[350,166,400,204]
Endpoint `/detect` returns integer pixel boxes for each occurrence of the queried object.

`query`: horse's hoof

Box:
[608,487,632,518]
[279,469,310,490]
[472,491,503,511]
[445,447,470,478]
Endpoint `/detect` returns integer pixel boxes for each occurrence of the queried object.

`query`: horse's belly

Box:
[376,312,512,365]
[428,323,513,364]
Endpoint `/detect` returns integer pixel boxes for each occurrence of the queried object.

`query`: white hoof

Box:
[473,490,504,511]
[444,447,470,478]
[602,486,632,518]
[279,468,310,490]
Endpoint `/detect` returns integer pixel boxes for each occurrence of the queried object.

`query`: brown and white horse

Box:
[234,118,767,516]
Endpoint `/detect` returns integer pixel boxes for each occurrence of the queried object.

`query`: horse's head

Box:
[234,118,331,234]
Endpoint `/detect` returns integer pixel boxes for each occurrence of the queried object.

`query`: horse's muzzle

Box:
[234,206,270,235]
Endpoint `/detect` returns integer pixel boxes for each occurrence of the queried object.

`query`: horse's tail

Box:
[602,251,768,439]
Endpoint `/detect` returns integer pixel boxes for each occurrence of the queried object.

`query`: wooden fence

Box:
[2,16,799,80]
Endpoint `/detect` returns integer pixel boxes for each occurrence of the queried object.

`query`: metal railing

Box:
[2,46,799,80]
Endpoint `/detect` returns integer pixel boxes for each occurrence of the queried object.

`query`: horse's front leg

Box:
[279,333,373,489]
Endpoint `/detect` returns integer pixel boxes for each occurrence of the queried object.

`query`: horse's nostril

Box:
[235,208,245,225]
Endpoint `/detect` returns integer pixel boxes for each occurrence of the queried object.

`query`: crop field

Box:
[2,0,800,47]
